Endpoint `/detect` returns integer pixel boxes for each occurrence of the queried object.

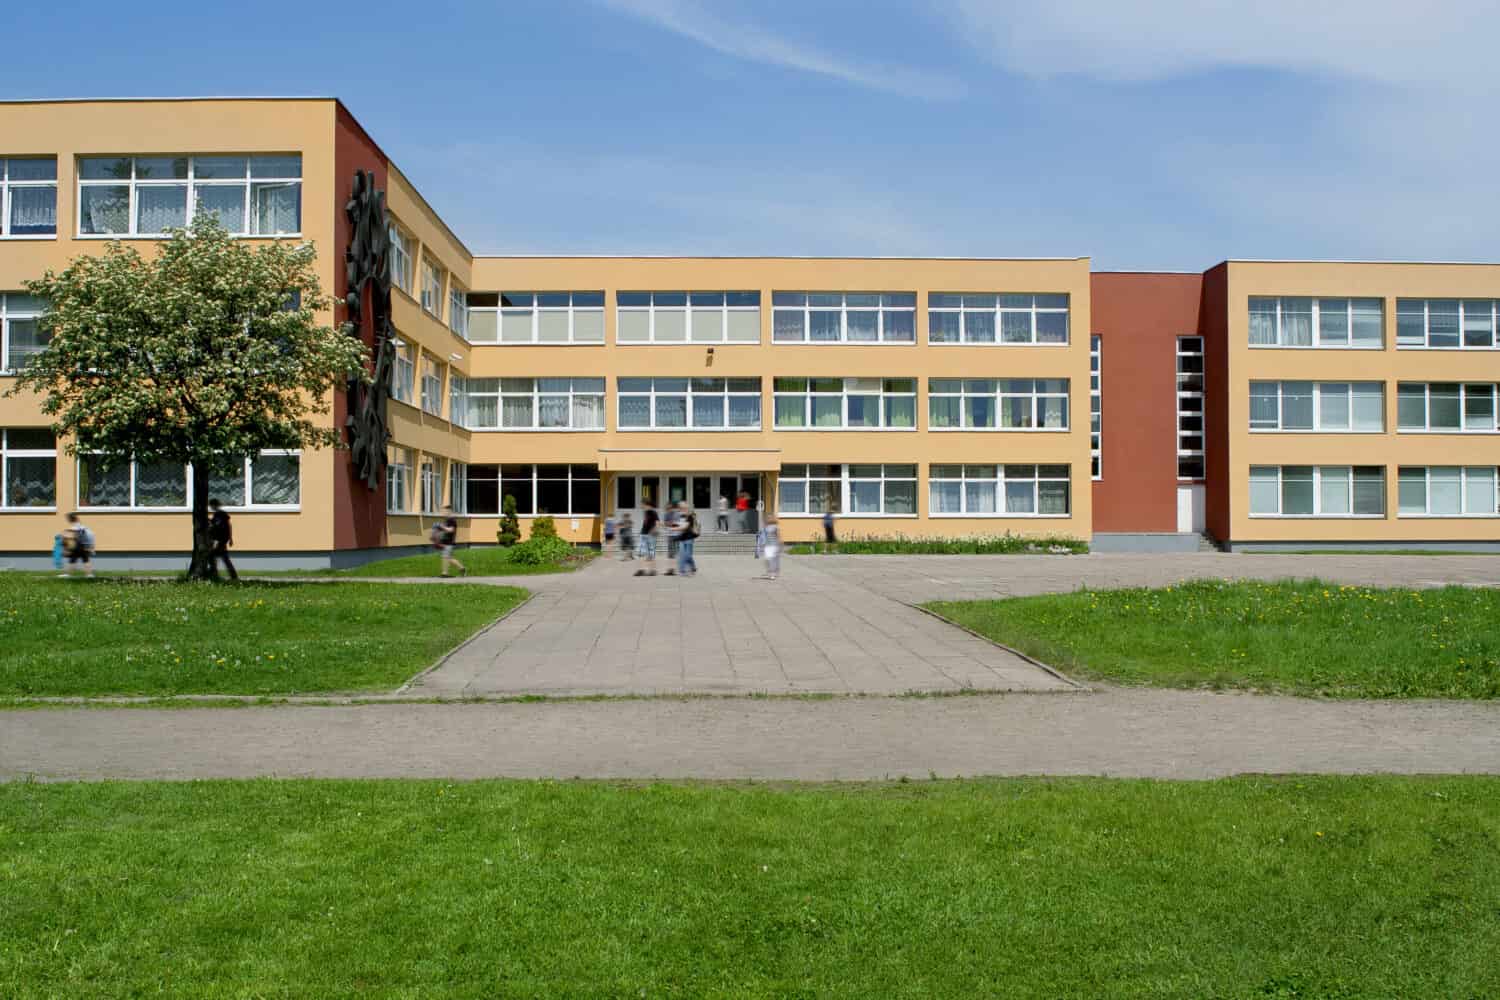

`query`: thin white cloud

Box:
[601,0,965,100]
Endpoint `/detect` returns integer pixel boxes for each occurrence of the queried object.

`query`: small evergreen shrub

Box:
[528,515,559,541]
[508,534,573,566]
[496,494,521,547]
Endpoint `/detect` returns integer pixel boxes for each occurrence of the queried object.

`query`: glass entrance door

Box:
[614,473,760,533]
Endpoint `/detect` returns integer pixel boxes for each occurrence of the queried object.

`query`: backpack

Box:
[685,513,699,540]
[429,522,445,547]
[75,526,94,550]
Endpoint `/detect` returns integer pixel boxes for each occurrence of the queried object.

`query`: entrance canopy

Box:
[596,449,781,473]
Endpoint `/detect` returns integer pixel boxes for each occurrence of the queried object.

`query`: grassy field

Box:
[789,534,1087,555]
[0,577,525,697]
[329,545,595,578]
[929,579,1500,699]
[1,776,1495,997]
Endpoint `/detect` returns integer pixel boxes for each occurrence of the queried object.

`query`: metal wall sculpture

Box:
[343,169,395,491]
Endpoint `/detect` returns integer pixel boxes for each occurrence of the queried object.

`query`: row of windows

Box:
[1250,297,1500,350]
[777,463,1072,518]
[1249,465,1500,518]
[1248,381,1498,433]
[390,460,602,517]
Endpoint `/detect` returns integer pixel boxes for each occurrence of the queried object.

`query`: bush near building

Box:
[790,533,1088,555]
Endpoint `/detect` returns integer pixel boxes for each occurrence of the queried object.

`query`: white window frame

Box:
[388,223,415,295]
[75,451,300,511]
[776,464,918,517]
[1,428,58,510]
[927,293,1070,346]
[420,456,445,514]
[1248,297,1385,349]
[386,446,412,514]
[1397,466,1500,517]
[462,463,600,517]
[391,339,415,405]
[1177,336,1205,481]
[420,356,444,417]
[1396,382,1497,433]
[76,154,302,238]
[618,291,760,345]
[928,464,1072,518]
[447,461,467,514]
[1248,465,1386,518]
[420,257,445,318]
[1,157,58,239]
[1248,381,1385,433]
[0,292,46,373]
[449,374,468,429]
[771,292,916,344]
[617,377,762,431]
[927,378,1069,431]
[472,292,606,345]
[1396,299,1499,350]
[447,286,468,338]
[462,377,607,432]
[1090,335,1102,479]
[771,377,916,431]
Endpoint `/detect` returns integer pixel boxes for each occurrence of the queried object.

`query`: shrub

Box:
[497,494,521,547]
[529,515,559,541]
[786,532,1088,555]
[508,534,573,566]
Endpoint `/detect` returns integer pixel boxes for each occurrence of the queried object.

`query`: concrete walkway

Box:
[5,689,1498,781]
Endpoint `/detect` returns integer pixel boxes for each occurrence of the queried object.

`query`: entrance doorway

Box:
[614,473,762,533]
[1177,484,1205,533]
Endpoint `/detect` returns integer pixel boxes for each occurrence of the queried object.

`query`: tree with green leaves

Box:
[7,215,369,580]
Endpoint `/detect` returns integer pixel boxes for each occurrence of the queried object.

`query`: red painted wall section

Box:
[1089,272,1205,533]
[1200,263,1231,543]
[332,103,390,552]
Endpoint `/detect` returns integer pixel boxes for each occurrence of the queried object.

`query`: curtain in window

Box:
[136,460,187,507]
[929,481,961,513]
[502,396,535,428]
[1465,467,1496,514]
[812,397,842,427]
[728,396,760,427]
[966,481,997,514]
[195,186,246,234]
[80,186,130,234]
[884,396,915,428]
[655,395,687,427]
[208,462,247,506]
[6,319,48,368]
[884,481,915,514]
[572,395,604,429]
[9,186,56,234]
[1429,467,1462,515]
[692,395,725,427]
[929,397,959,428]
[5,456,55,507]
[1398,468,1427,514]
[538,395,569,428]
[1281,299,1313,346]
[252,455,300,505]
[1003,482,1034,513]
[618,396,651,428]
[81,457,131,507]
[136,186,187,233]
[1039,482,1069,514]
[251,183,300,234]
[774,396,805,427]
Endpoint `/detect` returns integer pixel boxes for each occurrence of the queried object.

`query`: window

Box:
[388,224,415,295]
[1177,337,1205,479]
[448,287,468,338]
[1398,466,1499,517]
[1,158,57,237]
[1248,297,1383,348]
[1090,336,1102,478]
[1397,383,1497,432]
[618,377,761,430]
[463,377,606,430]
[420,257,444,317]
[619,291,759,344]
[1397,299,1498,349]
[448,462,467,514]
[0,292,47,372]
[777,464,916,516]
[75,452,300,510]
[464,463,599,516]
[467,291,605,344]
[420,356,444,417]
[771,292,915,344]
[772,378,915,430]
[1248,466,1385,517]
[77,154,301,237]
[928,464,1072,517]
[928,379,1069,430]
[386,446,412,513]
[449,375,468,429]
[391,340,415,405]
[928,293,1070,345]
[2,429,56,508]
[206,452,301,508]
[420,457,445,514]
[1249,382,1384,431]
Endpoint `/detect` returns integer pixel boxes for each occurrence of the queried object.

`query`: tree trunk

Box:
[187,460,219,581]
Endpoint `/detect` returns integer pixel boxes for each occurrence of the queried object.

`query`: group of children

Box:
[603,496,782,580]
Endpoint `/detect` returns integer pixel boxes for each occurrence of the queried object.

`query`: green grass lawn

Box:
[929,579,1500,699]
[328,545,596,578]
[1,776,1495,997]
[0,577,525,697]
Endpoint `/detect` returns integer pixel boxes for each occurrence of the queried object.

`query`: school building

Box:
[1,97,1498,567]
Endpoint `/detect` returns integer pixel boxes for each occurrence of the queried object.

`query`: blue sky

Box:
[4,1,1497,269]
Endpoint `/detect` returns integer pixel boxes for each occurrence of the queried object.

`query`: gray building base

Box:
[1090,532,1205,553]
[1227,540,1500,553]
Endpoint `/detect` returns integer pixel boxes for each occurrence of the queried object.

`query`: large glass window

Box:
[928,293,1070,345]
[77,154,301,237]
[772,292,914,344]
[420,356,445,417]
[462,378,606,431]
[1396,383,1496,432]
[447,461,467,514]
[1398,466,1499,517]
[777,464,916,516]
[386,446,412,513]
[0,292,47,373]
[468,291,606,345]
[1249,297,1383,348]
[928,379,1068,430]
[465,463,599,516]
[420,457,445,514]
[1248,381,1384,431]
[1,158,57,237]
[619,291,759,344]
[929,464,1071,516]
[447,287,468,338]
[1397,299,1498,349]
[1090,335,1102,478]
[388,223,414,295]
[1248,465,1384,517]
[390,339,415,405]
[75,451,298,510]
[2,429,56,508]
[617,377,760,429]
[1177,337,1205,479]
[772,377,915,430]
[420,257,444,317]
